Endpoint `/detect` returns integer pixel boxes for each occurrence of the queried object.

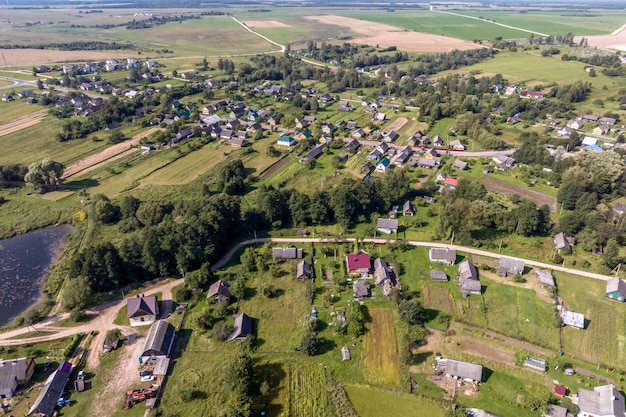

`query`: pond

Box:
[0,224,73,326]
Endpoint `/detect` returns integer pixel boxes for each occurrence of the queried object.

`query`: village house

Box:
[458,260,481,297]
[207,280,231,304]
[346,253,371,275]
[449,139,466,151]
[577,384,626,417]
[443,177,458,189]
[276,135,296,147]
[374,258,396,296]
[0,357,35,399]
[567,119,584,130]
[377,218,398,234]
[497,257,525,277]
[452,159,468,170]
[375,157,391,173]
[606,277,626,302]
[300,143,327,163]
[429,248,456,265]
[345,139,361,151]
[126,295,159,327]
[436,358,483,383]
[272,247,303,260]
[593,124,611,136]
[228,313,253,342]
[403,200,416,216]
[554,232,575,253]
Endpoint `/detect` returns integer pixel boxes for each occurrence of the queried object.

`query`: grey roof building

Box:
[140,320,175,362]
[297,260,311,280]
[554,232,575,253]
[577,384,626,417]
[207,280,231,304]
[436,358,483,382]
[429,248,456,265]
[28,361,72,417]
[228,313,253,342]
[429,269,448,281]
[377,218,398,234]
[272,247,303,260]
[535,270,555,287]
[497,257,524,277]
[353,281,370,299]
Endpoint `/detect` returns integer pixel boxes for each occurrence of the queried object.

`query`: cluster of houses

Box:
[346,252,399,298]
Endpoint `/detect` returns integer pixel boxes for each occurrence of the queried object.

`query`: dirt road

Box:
[61,128,160,179]
[0,109,47,138]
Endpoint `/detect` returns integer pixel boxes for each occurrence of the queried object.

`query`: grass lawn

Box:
[344,384,445,417]
[0,101,44,125]
[363,308,401,386]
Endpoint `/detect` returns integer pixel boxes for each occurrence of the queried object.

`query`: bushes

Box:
[63,333,83,359]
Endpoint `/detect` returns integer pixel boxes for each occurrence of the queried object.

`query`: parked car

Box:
[139,370,152,377]
[141,375,155,382]
[77,370,85,380]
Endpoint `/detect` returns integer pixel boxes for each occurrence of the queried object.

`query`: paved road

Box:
[0,75,36,91]
[0,237,611,346]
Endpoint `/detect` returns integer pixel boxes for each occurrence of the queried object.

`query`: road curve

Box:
[0,237,612,346]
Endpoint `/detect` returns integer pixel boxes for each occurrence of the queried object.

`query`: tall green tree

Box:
[24,158,64,189]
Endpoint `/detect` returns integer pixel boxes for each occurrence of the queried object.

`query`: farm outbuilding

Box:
[297,260,311,280]
[436,358,483,383]
[535,270,555,287]
[341,346,351,361]
[497,257,524,277]
[28,361,72,417]
[562,310,585,329]
[272,247,303,260]
[228,313,253,342]
[523,356,546,372]
[429,269,448,282]
[429,248,456,265]
[139,320,175,364]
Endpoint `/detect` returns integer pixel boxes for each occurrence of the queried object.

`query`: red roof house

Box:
[346,253,371,275]
[443,177,458,189]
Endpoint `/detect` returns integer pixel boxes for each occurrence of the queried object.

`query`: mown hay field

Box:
[344,384,445,417]
[363,308,400,386]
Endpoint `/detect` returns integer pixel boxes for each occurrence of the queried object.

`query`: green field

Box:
[344,384,445,417]
[363,308,401,386]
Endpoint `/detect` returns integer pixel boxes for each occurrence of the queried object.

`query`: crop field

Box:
[460,11,626,36]
[284,365,334,417]
[363,308,400,386]
[305,15,478,53]
[0,102,46,126]
[0,119,108,166]
[332,10,529,41]
[563,299,626,367]
[140,142,229,185]
[344,384,445,417]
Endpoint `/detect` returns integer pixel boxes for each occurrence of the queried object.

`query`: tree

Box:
[602,239,621,269]
[172,284,192,302]
[398,299,424,325]
[299,331,319,356]
[61,276,92,312]
[24,158,64,189]
[119,195,141,219]
[346,302,365,337]
[185,268,211,291]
